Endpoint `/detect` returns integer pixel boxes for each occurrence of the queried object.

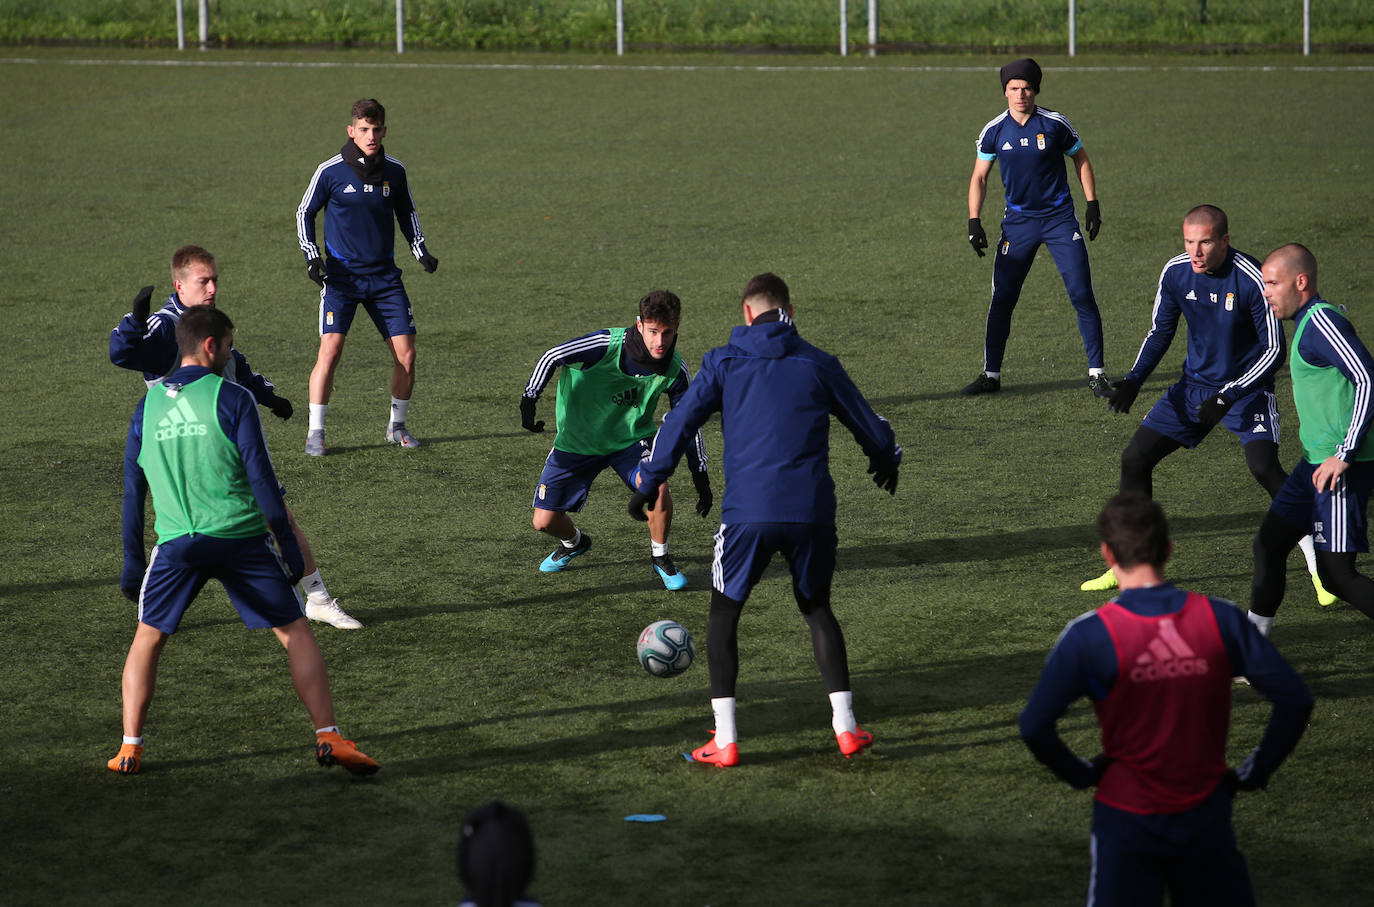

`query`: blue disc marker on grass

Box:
[625,814,667,823]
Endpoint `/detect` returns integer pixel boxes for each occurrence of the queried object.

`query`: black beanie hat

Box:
[458,801,535,907]
[999,58,1043,92]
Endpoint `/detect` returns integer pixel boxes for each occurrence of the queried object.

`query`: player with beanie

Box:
[962,58,1111,399]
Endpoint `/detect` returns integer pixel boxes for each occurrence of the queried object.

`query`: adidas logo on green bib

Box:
[154,394,208,441]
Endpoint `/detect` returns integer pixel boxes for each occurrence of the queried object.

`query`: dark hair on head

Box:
[637,289,681,326]
[457,800,535,907]
[1183,204,1228,237]
[1097,493,1170,570]
[351,98,385,124]
[741,272,789,310]
[176,305,233,358]
[171,245,216,282]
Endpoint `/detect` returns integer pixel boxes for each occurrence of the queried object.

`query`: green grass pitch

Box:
[3,47,1373,905]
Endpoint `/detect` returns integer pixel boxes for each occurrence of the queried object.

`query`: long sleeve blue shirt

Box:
[1125,248,1282,395]
[637,316,900,524]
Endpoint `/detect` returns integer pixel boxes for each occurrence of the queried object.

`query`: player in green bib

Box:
[110,306,378,776]
[1248,243,1374,634]
[520,291,712,589]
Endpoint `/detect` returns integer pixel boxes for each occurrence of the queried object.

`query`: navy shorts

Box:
[137,534,305,633]
[1269,458,1374,553]
[533,440,652,513]
[319,264,415,338]
[711,521,837,604]
[1088,787,1253,907]
[1141,382,1279,450]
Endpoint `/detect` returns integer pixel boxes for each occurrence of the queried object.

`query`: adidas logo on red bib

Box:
[1129,617,1210,682]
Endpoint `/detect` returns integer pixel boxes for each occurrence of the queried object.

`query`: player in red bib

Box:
[1020,493,1312,906]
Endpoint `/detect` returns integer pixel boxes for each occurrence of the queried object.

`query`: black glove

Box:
[1084,200,1101,241]
[419,252,439,273]
[120,557,146,603]
[520,396,545,433]
[306,257,325,288]
[131,285,154,331]
[266,395,294,421]
[1108,377,1141,414]
[692,472,713,518]
[868,458,899,495]
[628,472,663,522]
[968,217,988,258]
[1224,766,1266,793]
[1197,391,1235,428]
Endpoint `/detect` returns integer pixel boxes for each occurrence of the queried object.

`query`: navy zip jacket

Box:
[109,293,279,405]
[637,315,900,524]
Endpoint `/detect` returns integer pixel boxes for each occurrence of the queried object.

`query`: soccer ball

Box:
[637,619,695,678]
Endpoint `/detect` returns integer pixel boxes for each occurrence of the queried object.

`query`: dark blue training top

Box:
[1126,248,1282,395]
[976,106,1083,217]
[109,293,279,404]
[296,153,430,275]
[637,313,900,524]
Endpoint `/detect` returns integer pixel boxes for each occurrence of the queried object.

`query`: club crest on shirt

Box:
[1226,292,1235,311]
[382,181,391,198]
[1036,133,1046,150]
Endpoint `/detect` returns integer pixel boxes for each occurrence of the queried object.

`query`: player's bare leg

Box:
[120,622,168,739]
[273,618,336,728]
[274,617,379,775]
[108,622,168,773]
[384,333,419,448]
[307,333,346,456]
[649,484,686,590]
[535,508,591,573]
[385,333,416,400]
[310,333,346,407]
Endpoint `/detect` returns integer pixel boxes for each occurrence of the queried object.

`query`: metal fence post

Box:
[1068,0,1076,57]
[198,0,208,49]
[176,0,185,50]
[867,0,877,56]
[840,0,848,56]
[396,0,404,53]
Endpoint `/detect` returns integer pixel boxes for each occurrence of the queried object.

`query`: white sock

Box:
[123,735,143,746]
[1298,535,1319,575]
[829,690,857,735]
[651,540,668,558]
[561,528,582,549]
[711,697,737,746]
[985,370,1002,380]
[315,725,340,736]
[390,396,410,425]
[1089,368,1105,377]
[309,403,328,431]
[1247,611,1274,637]
[301,569,329,602]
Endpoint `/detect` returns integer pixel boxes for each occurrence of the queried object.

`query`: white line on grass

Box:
[1,56,1372,74]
